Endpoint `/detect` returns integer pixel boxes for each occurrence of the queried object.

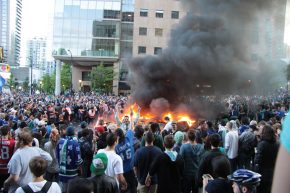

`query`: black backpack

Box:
[21,181,52,193]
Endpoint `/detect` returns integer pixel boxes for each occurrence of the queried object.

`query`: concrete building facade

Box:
[132,0,185,56]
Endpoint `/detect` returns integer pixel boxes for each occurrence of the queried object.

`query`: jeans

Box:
[182,175,198,193]
[122,170,137,193]
[229,157,238,171]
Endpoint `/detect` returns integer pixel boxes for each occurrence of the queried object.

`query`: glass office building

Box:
[53,0,134,58]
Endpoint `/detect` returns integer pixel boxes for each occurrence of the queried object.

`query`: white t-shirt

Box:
[15,181,61,193]
[97,149,123,185]
[163,121,172,131]
[225,130,239,159]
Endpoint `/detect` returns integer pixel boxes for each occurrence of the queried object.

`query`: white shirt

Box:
[225,130,239,159]
[98,149,123,186]
[15,181,61,193]
[163,121,172,131]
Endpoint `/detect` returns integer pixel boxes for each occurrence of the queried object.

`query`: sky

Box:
[20,0,54,66]
[20,0,290,66]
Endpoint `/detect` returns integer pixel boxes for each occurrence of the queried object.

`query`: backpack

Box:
[21,181,52,193]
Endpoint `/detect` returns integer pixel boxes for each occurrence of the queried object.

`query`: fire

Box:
[119,104,196,127]
[177,115,196,127]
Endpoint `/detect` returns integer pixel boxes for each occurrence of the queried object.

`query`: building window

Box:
[154,47,162,55]
[82,71,90,81]
[155,28,163,36]
[171,11,179,19]
[139,27,147,36]
[138,46,146,54]
[155,10,164,18]
[140,9,148,17]
[103,10,120,19]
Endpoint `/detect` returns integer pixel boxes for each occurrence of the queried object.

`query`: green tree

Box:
[22,77,29,92]
[61,63,71,92]
[41,73,55,94]
[7,74,15,88]
[90,63,115,93]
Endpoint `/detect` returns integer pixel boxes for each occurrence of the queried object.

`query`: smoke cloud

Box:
[128,0,286,118]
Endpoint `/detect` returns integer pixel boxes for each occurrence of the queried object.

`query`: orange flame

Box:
[117,104,196,127]
[177,115,196,127]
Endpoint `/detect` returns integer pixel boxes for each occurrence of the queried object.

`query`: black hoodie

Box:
[149,152,184,193]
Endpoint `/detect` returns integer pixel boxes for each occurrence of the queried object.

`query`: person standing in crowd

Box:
[44,128,60,182]
[115,128,136,193]
[225,120,239,171]
[133,125,144,151]
[14,122,27,139]
[180,129,204,193]
[79,128,94,178]
[0,126,15,190]
[15,157,61,193]
[197,134,225,188]
[98,133,127,191]
[218,119,227,147]
[272,114,290,193]
[77,121,93,142]
[56,126,83,193]
[89,153,119,193]
[114,106,140,132]
[238,124,257,169]
[141,123,164,151]
[134,131,162,193]
[173,131,184,154]
[238,117,249,135]
[67,178,94,193]
[206,121,217,136]
[3,130,52,193]
[195,120,208,144]
[254,125,279,193]
[145,135,184,193]
[163,116,173,133]
[229,169,261,193]
[202,155,233,193]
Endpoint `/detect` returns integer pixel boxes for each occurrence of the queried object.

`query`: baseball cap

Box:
[95,126,105,134]
[80,121,87,128]
[90,153,108,176]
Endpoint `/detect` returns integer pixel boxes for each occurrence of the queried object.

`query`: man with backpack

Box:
[15,156,61,193]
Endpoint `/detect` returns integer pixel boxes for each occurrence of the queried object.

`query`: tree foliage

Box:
[90,64,115,93]
[61,63,71,92]
[41,73,55,94]
[22,77,29,92]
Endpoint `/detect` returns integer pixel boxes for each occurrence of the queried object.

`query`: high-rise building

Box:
[52,0,135,94]
[52,0,185,94]
[249,1,287,64]
[0,0,22,66]
[26,37,47,69]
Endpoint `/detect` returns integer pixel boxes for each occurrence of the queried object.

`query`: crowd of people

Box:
[0,91,288,193]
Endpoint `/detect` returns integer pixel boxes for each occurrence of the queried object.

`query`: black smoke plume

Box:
[128,0,285,118]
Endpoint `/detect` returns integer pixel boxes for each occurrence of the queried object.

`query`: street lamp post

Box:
[26,57,33,95]
[67,49,73,94]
